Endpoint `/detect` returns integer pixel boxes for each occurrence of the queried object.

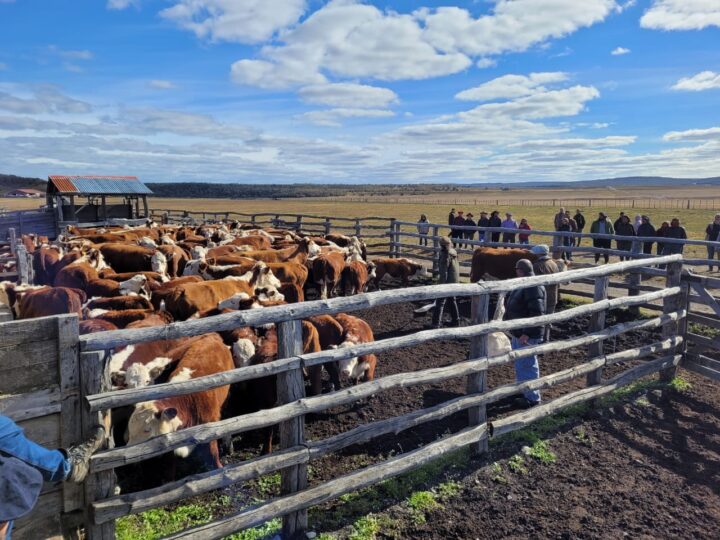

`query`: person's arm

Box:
[519,287,545,344]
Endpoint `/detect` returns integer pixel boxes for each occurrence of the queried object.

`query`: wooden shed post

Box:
[141,195,149,218]
[586,276,609,387]
[276,320,308,538]
[56,196,65,222]
[388,219,397,257]
[660,261,685,381]
[81,350,116,540]
[467,293,489,455]
[100,196,107,222]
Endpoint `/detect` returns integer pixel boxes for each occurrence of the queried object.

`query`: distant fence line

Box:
[340,197,720,210]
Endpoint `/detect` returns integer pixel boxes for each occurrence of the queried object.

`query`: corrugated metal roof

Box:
[48,175,153,195]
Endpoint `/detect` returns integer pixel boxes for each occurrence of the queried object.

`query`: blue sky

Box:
[0,0,719,183]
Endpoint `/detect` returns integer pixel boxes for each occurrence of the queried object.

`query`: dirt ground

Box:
[115,283,720,538]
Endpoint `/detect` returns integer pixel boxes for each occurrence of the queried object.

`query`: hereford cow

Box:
[239,238,320,264]
[312,251,346,300]
[99,244,168,276]
[17,287,86,319]
[163,279,255,320]
[341,260,377,295]
[333,313,377,385]
[32,246,64,285]
[371,257,426,289]
[85,274,148,298]
[79,319,119,335]
[54,263,99,291]
[86,295,153,312]
[307,315,345,391]
[469,247,539,282]
[92,308,173,328]
[126,333,234,470]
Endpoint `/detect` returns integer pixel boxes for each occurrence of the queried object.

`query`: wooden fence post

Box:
[295,215,303,232]
[661,261,685,382]
[276,320,308,539]
[355,218,361,237]
[389,219,397,258]
[81,351,116,540]
[8,227,16,255]
[324,217,331,235]
[432,225,440,276]
[586,276,609,386]
[467,293,489,455]
[251,214,257,226]
[16,242,29,284]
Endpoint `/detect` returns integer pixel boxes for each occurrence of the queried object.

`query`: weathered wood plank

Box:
[689,282,720,317]
[0,341,59,394]
[661,261,685,381]
[467,293,488,455]
[686,312,720,330]
[0,315,60,347]
[17,413,62,448]
[587,276,609,386]
[0,387,62,421]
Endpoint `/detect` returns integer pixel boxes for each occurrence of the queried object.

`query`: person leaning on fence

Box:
[417,214,430,246]
[637,215,656,255]
[502,212,518,244]
[531,244,560,341]
[464,212,476,248]
[590,212,614,263]
[489,210,502,242]
[662,218,687,255]
[0,415,105,540]
[615,214,636,262]
[518,218,531,245]
[614,211,626,231]
[430,236,461,329]
[448,208,456,227]
[705,214,720,271]
[573,209,586,246]
[504,259,546,408]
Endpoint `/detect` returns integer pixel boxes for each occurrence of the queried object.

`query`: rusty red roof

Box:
[48,175,152,195]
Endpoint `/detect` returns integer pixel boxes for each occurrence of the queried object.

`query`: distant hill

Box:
[0,174,46,194]
[468,176,720,189]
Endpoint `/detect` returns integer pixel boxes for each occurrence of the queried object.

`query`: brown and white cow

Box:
[341,260,377,296]
[17,286,86,319]
[333,313,377,385]
[126,333,233,470]
[371,257,426,289]
[312,251,346,300]
[469,247,539,282]
[99,244,167,276]
[86,295,153,312]
[162,279,255,320]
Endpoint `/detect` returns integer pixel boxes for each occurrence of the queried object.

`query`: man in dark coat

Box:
[573,209,586,246]
[615,214,636,261]
[637,215,656,255]
[489,210,502,243]
[452,211,466,247]
[590,212,614,263]
[531,244,560,341]
[478,211,490,242]
[663,218,687,255]
[431,236,461,328]
[464,213,476,248]
[705,214,720,271]
[505,259,546,407]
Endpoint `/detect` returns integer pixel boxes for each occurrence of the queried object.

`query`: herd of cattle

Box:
[0,222,432,474]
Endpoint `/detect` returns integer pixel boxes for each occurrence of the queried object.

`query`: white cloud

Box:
[149,79,177,90]
[672,71,720,91]
[611,47,630,55]
[298,83,397,109]
[301,108,395,127]
[455,72,568,101]
[230,0,617,90]
[640,0,720,30]
[48,45,93,61]
[107,0,138,9]
[476,58,497,69]
[0,87,92,114]
[160,0,307,44]
[663,127,720,142]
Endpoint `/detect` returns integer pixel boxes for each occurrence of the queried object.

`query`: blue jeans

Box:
[511,336,542,402]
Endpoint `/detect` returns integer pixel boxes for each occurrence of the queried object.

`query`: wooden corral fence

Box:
[0,208,57,239]
[4,254,720,539]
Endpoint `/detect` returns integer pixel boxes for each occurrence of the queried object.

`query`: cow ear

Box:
[161,407,178,421]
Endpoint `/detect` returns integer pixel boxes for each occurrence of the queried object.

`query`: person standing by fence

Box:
[452,211,466,247]
[705,214,720,271]
[574,209,586,246]
[505,259,546,408]
[637,215,656,255]
[502,212,518,244]
[553,207,566,231]
[564,210,578,253]
[431,236,461,329]
[590,212,614,263]
[518,218,531,245]
[615,214,636,261]
[489,210,502,242]
[662,218,687,255]
[557,217,572,260]
[464,212,476,248]
[417,214,430,246]
[531,245,559,341]
[478,211,490,242]
[656,221,669,255]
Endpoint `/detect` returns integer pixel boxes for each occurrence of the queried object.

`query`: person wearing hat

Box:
[590,212,614,263]
[0,415,105,538]
[615,214,636,261]
[478,211,490,242]
[573,209,586,246]
[463,212,476,248]
[416,214,430,246]
[531,244,560,341]
[637,215,656,255]
[504,259,546,408]
[452,210,466,247]
[501,212,518,244]
[431,236,461,328]
[518,218,532,245]
[489,210,502,242]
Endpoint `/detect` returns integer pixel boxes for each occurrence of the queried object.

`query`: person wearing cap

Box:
[518,218,532,245]
[504,259,546,408]
[531,244,560,340]
[501,212,518,244]
[637,215,656,255]
[463,212,476,248]
[489,210,502,242]
[416,214,430,246]
[590,212,614,263]
[615,214,636,261]
[431,236,461,328]
[0,415,105,538]
[573,209,586,246]
[705,214,720,271]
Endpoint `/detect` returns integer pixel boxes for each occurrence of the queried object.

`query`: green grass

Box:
[254,472,281,498]
[436,480,462,499]
[669,376,692,392]
[688,322,720,339]
[406,491,441,525]
[508,455,528,475]
[117,504,214,540]
[225,518,281,540]
[348,515,381,540]
[526,440,557,464]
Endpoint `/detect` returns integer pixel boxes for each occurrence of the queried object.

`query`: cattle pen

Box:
[1,211,719,539]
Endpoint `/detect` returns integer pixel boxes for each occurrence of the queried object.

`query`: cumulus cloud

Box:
[0,87,92,114]
[611,47,630,55]
[301,108,395,127]
[149,79,177,90]
[476,58,497,69]
[160,0,307,44]
[640,0,720,30]
[663,127,720,142]
[672,71,720,91]
[230,0,617,89]
[455,72,568,102]
[298,83,397,109]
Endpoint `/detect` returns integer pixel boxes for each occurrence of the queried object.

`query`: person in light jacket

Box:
[501,212,518,244]
[431,236,461,328]
[417,214,430,246]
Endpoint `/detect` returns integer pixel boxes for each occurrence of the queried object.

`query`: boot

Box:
[430,299,445,328]
[66,425,105,483]
[448,298,461,326]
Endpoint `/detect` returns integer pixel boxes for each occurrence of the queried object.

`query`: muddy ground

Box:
[116,289,720,538]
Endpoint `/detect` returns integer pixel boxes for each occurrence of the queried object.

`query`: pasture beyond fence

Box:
[1,212,720,539]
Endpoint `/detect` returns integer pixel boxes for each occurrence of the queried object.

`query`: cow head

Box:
[190,245,208,260]
[366,261,377,282]
[127,402,189,458]
[249,262,282,291]
[302,238,322,258]
[139,236,158,249]
[231,338,256,367]
[412,262,428,278]
[119,274,149,296]
[114,357,174,389]
[182,259,202,276]
[217,292,259,311]
[160,234,176,246]
[151,251,168,275]
[335,338,369,380]
[84,248,110,271]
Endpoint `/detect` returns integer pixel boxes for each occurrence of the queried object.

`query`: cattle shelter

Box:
[47,175,153,226]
